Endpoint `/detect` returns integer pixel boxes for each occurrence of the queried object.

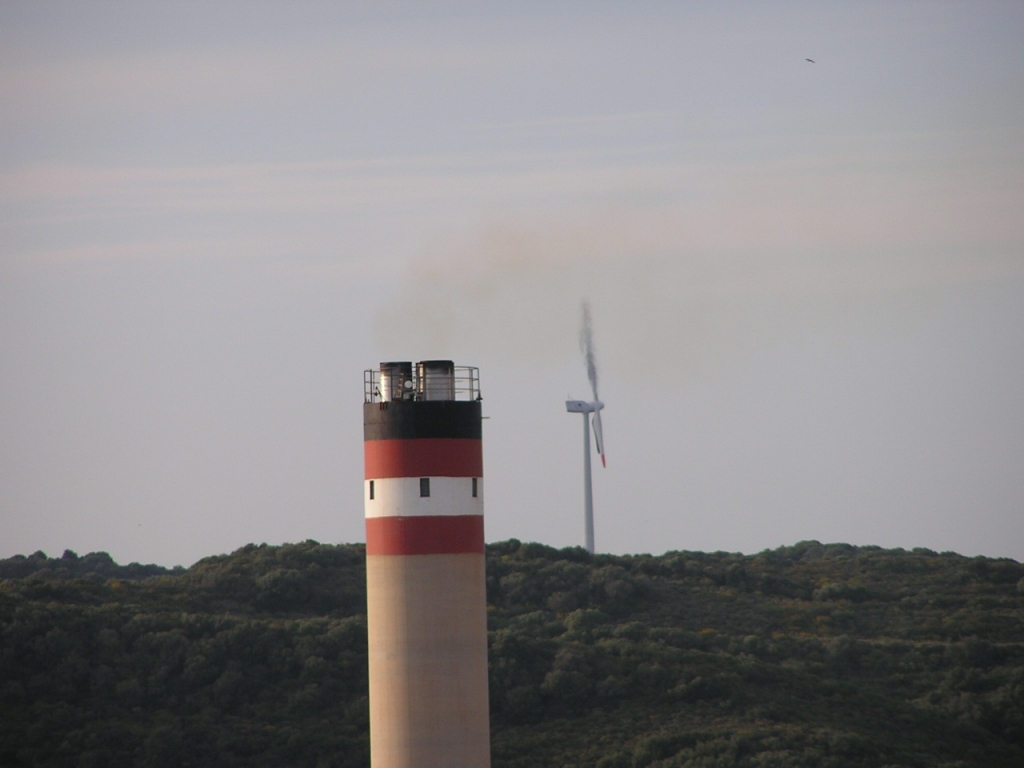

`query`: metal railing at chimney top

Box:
[364,366,480,403]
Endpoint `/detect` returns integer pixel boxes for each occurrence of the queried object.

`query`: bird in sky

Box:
[806,58,815,63]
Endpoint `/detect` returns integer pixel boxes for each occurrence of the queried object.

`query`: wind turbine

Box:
[566,301,606,554]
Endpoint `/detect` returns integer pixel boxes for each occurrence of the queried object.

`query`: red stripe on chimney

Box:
[364,438,482,480]
[365,515,485,556]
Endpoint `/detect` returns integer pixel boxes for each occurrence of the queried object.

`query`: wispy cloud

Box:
[4,117,1022,287]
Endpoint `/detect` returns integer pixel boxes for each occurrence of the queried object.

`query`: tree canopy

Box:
[2,540,1023,767]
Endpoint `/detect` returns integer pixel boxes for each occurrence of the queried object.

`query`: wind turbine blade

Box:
[580,301,599,402]
[591,409,606,468]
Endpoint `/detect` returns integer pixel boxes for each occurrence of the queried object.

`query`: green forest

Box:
[2,539,1023,767]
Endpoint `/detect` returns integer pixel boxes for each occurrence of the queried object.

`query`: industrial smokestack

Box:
[363,362,490,768]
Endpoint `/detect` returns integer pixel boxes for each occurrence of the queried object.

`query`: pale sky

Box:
[2,1,1023,567]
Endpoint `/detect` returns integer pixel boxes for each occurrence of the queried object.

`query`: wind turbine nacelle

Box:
[566,399,603,413]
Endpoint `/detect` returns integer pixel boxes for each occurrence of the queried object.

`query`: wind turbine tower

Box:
[565,398,604,553]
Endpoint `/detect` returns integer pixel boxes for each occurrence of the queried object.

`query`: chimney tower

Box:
[363,361,490,768]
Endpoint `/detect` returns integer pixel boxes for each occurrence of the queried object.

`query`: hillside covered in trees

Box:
[2,540,1024,767]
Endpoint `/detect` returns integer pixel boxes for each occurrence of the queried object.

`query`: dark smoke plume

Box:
[580,300,599,401]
